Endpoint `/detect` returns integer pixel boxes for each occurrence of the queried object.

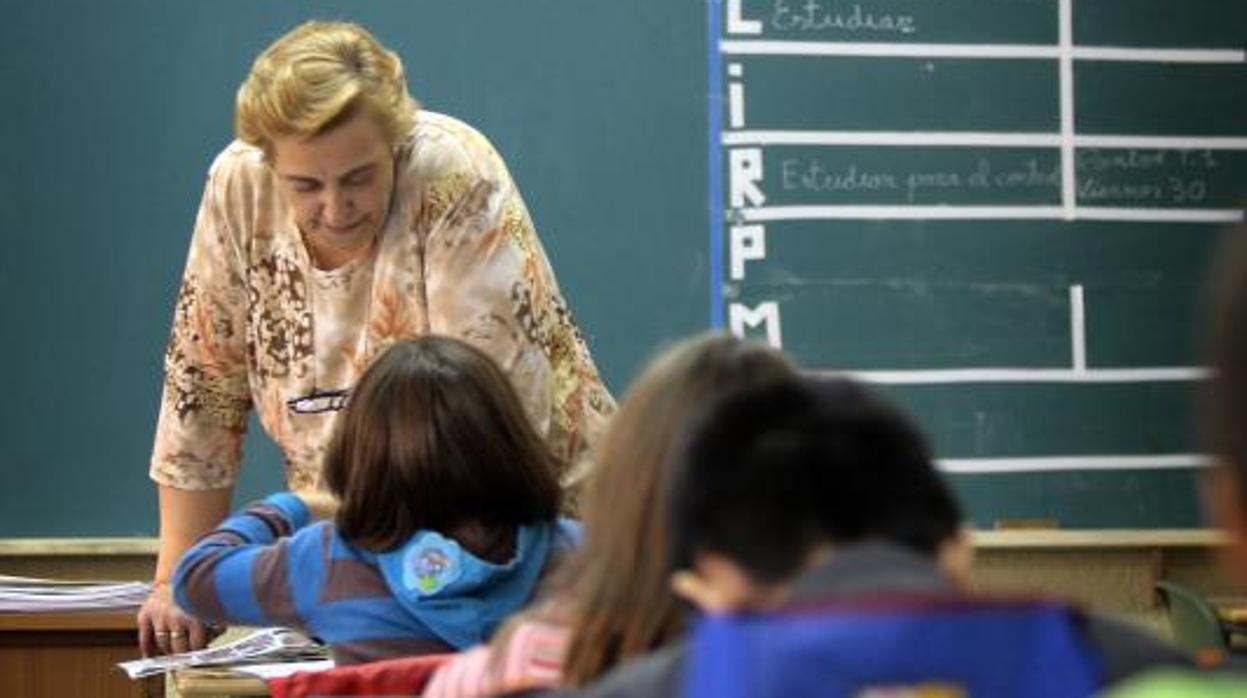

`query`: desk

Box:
[1210,596,1247,625]
[0,610,164,698]
[1208,596,1247,653]
[175,667,270,697]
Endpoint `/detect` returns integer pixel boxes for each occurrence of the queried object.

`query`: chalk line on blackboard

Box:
[1060,0,1077,219]
[737,205,1244,223]
[722,132,1247,150]
[719,40,1245,64]
[724,131,1062,147]
[1070,285,1087,373]
[836,367,1209,385]
[937,454,1207,474]
[1076,207,1244,223]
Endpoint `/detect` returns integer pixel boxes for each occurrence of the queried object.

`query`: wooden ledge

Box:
[972,529,1227,550]
[0,611,138,631]
[0,538,158,556]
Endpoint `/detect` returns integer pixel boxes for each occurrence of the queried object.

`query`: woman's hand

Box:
[140,484,233,656]
[298,490,340,520]
[137,583,218,656]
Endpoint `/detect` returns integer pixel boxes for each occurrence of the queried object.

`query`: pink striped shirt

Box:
[423,619,569,698]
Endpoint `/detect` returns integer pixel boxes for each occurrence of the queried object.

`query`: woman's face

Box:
[271,109,396,265]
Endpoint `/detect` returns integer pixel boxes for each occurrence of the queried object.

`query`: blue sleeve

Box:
[556,517,584,549]
[172,492,316,628]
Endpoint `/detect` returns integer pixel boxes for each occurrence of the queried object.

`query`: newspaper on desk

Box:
[0,573,151,612]
[117,626,330,679]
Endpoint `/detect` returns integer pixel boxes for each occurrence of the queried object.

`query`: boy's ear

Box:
[937,526,975,590]
[671,569,732,614]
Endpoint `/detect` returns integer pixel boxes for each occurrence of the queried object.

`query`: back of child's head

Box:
[324,336,561,552]
[561,333,797,685]
[670,375,963,585]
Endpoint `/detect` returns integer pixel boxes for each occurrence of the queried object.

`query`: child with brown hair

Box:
[173,336,577,665]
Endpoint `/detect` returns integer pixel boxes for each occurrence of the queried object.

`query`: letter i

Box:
[728,63,746,129]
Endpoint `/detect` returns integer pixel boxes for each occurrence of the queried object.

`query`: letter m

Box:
[729,301,782,348]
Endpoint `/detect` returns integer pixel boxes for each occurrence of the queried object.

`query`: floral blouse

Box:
[150,111,614,494]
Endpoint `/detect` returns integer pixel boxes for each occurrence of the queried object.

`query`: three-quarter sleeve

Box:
[149,158,253,490]
[488,177,615,493]
[412,120,615,497]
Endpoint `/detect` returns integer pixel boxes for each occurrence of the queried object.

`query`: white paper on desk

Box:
[116,627,328,679]
[0,576,151,612]
[232,659,335,679]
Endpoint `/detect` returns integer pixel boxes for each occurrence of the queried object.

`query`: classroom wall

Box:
[3,1,1243,537]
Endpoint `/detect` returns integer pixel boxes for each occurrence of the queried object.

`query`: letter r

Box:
[729,148,766,208]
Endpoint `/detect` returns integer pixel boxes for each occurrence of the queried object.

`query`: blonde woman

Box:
[139,21,613,655]
[423,334,797,696]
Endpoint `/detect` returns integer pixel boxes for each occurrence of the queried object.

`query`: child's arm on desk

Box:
[172,492,327,629]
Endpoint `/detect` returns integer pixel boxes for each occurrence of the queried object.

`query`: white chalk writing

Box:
[1078,148,1219,173]
[778,157,1062,202]
[781,159,899,192]
[772,0,917,35]
[1077,178,1164,202]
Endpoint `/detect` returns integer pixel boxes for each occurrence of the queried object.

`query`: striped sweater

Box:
[173,492,578,665]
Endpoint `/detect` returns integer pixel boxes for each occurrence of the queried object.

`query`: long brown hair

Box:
[560,333,797,685]
[1209,226,1247,506]
[324,336,561,552]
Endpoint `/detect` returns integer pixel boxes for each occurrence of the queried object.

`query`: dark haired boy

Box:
[574,376,1188,697]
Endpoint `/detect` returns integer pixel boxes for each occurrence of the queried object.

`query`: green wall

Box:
[1,0,1243,534]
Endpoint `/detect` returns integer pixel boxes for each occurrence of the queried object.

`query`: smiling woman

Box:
[136,20,615,657]
[272,111,398,269]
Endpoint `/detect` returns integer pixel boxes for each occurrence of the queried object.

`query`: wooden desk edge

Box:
[972,529,1228,549]
[0,610,139,631]
[0,538,158,556]
[0,531,1230,555]
[174,668,271,696]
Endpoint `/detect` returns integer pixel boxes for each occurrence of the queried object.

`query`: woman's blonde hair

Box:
[235,21,419,159]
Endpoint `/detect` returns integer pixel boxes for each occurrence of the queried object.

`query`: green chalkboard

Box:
[0,0,707,536]
[1,0,1244,536]
[714,0,1247,527]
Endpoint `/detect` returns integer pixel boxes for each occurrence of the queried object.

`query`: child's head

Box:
[324,336,561,552]
[668,376,967,613]
[1207,227,1247,587]
[561,333,797,685]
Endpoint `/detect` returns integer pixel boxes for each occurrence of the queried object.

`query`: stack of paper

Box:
[0,574,151,612]
[117,627,331,679]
